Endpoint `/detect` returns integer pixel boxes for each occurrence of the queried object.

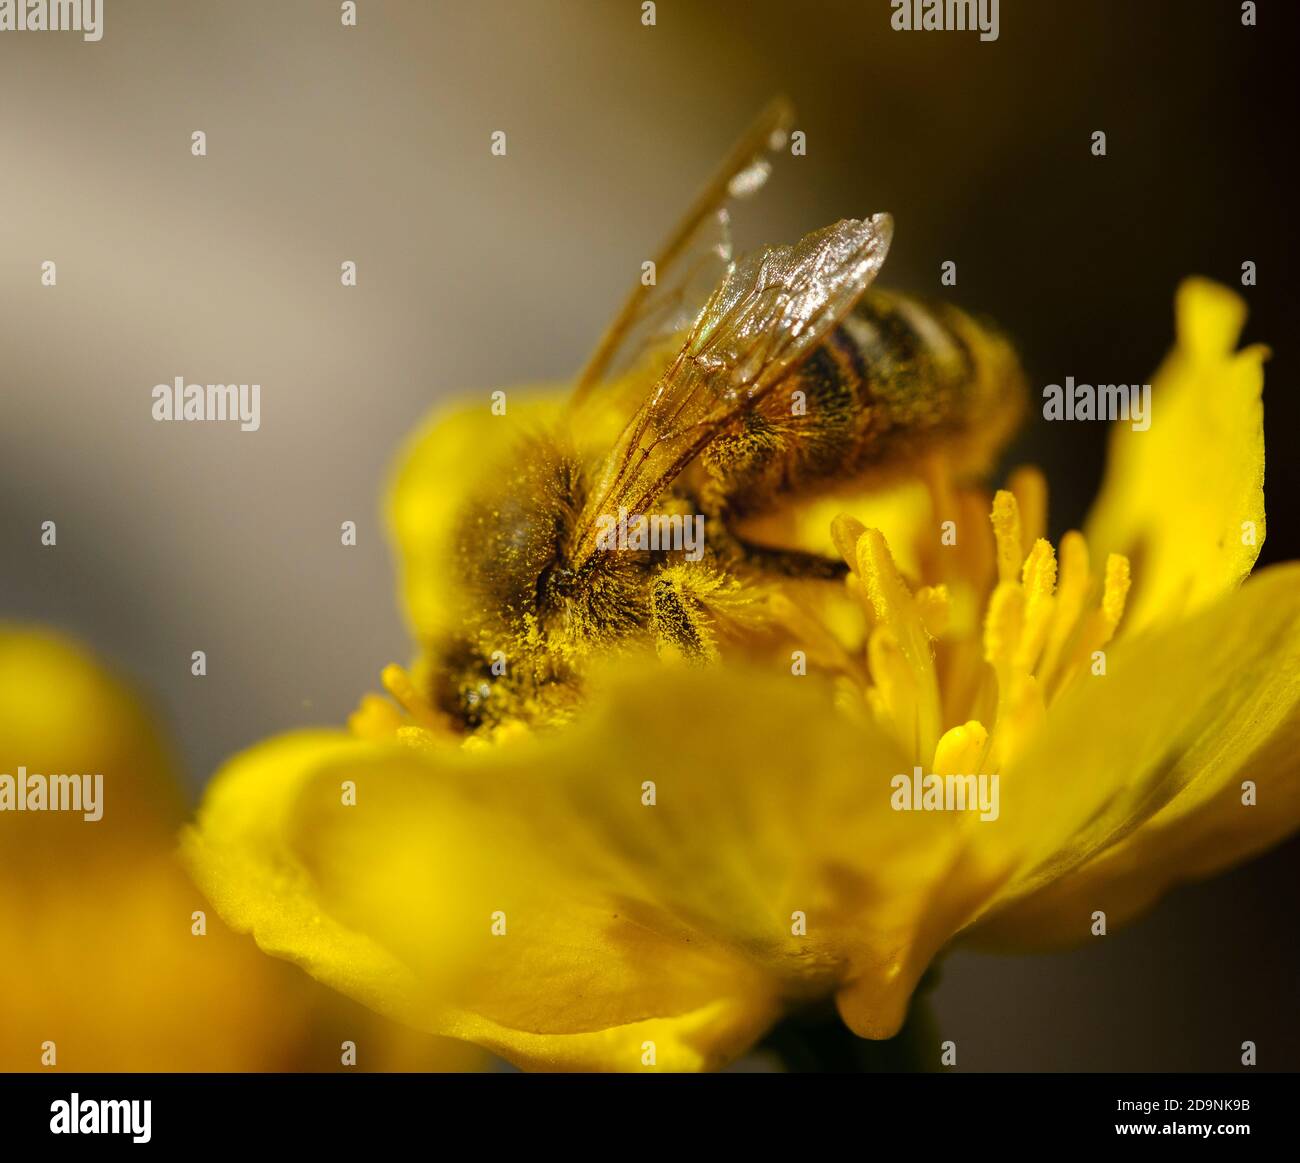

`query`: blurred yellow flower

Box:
[0,627,483,1072]
[181,278,1299,1071]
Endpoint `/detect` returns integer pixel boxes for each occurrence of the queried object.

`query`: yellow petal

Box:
[0,624,182,859]
[965,562,1300,948]
[1084,278,1268,634]
[183,663,1019,1068]
[0,627,302,1069]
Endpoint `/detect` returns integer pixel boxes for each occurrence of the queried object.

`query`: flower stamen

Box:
[380,663,444,730]
[839,521,944,764]
[832,474,1135,775]
[991,490,1023,585]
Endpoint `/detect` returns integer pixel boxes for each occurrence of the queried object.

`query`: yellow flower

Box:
[181,279,1299,1071]
[0,627,482,1072]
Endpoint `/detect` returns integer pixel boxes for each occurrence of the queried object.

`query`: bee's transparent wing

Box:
[568,97,796,409]
[571,215,894,558]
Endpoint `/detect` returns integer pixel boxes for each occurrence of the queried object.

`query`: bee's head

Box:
[424,437,584,729]
[451,437,583,630]
[429,434,648,730]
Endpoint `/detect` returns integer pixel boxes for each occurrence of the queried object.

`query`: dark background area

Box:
[1,0,1296,1070]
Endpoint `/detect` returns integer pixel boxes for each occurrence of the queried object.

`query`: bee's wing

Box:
[568,97,796,410]
[570,214,894,558]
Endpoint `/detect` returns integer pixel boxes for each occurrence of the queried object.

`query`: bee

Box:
[434,99,1026,732]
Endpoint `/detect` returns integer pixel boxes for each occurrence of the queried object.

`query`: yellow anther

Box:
[933,719,989,777]
[348,692,403,740]
[830,474,1133,775]
[381,663,442,729]
[857,530,920,644]
[381,662,420,711]
[1015,539,1058,673]
[857,528,941,762]
[990,490,1023,584]
[915,584,951,639]
[1008,466,1048,555]
[1020,538,1057,596]
[1039,531,1089,689]
[982,581,1025,671]
[1101,553,1132,631]
[831,513,869,575]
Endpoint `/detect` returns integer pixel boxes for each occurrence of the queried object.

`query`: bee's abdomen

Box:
[702,289,1025,515]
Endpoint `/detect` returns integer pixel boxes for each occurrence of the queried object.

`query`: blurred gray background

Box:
[2,0,1296,1071]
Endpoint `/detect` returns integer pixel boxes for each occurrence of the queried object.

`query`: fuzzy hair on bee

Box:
[436,427,767,731]
[427,99,1026,734]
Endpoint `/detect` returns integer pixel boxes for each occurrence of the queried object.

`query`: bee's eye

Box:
[463,679,493,711]
[536,561,574,605]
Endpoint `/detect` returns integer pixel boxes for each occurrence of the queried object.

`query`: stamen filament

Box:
[991,490,1024,585]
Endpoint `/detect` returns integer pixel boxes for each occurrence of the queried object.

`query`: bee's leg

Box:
[652,558,767,661]
[729,538,849,581]
[649,554,781,659]
[650,567,713,660]
[701,512,849,581]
